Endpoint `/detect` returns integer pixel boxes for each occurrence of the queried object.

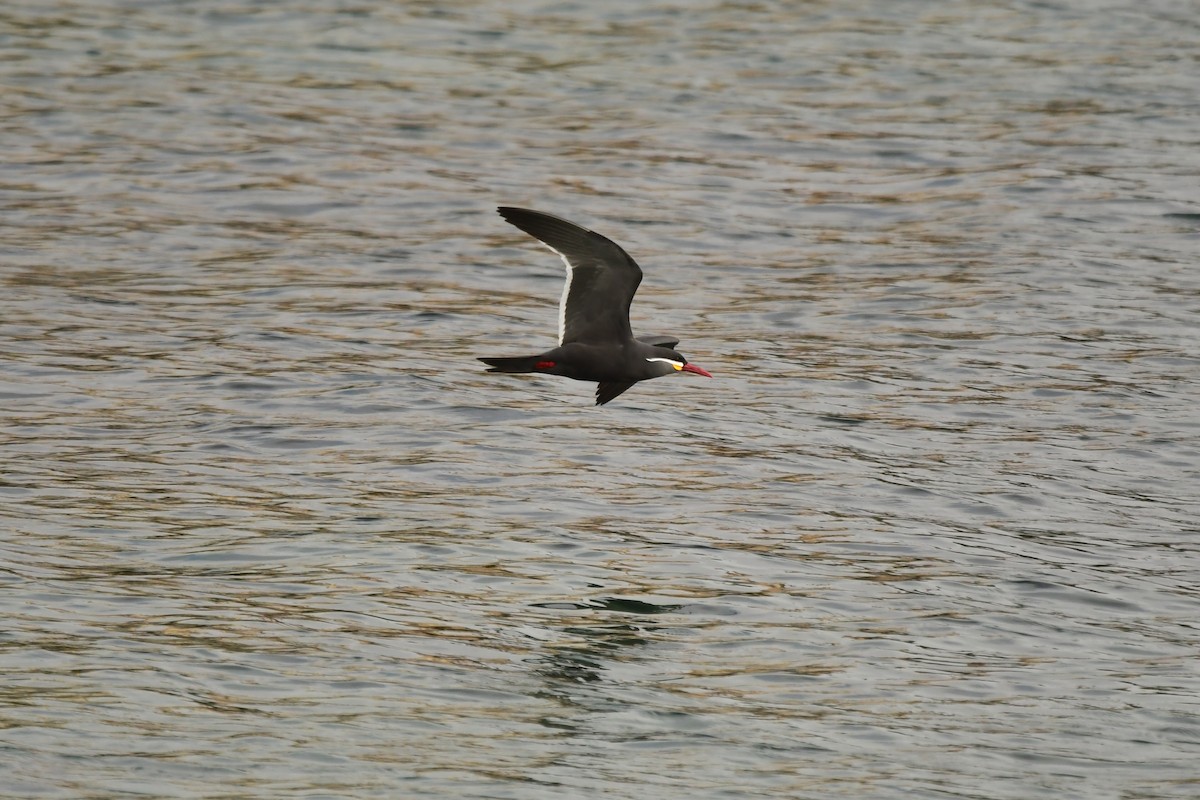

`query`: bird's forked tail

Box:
[478,356,544,373]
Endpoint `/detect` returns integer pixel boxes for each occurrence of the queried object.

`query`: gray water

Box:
[3,1,1199,798]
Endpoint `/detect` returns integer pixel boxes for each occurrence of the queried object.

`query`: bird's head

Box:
[644,350,713,379]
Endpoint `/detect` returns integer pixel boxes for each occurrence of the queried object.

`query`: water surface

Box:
[2,1,1199,798]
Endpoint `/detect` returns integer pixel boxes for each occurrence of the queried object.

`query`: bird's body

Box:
[479,207,711,406]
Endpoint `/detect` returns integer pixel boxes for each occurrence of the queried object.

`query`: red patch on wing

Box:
[535,360,556,370]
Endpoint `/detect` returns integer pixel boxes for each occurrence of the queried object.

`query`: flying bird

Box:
[479,207,711,406]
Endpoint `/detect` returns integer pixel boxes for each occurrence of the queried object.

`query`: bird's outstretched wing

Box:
[636,334,680,350]
[498,207,643,346]
[595,381,636,406]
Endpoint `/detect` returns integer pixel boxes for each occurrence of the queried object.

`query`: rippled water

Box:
[3,1,1199,798]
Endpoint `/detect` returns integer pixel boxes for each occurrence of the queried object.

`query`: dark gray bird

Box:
[479,207,712,406]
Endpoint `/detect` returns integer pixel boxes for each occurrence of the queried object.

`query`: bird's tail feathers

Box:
[478,356,542,373]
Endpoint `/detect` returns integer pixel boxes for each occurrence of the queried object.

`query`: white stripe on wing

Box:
[531,241,575,345]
